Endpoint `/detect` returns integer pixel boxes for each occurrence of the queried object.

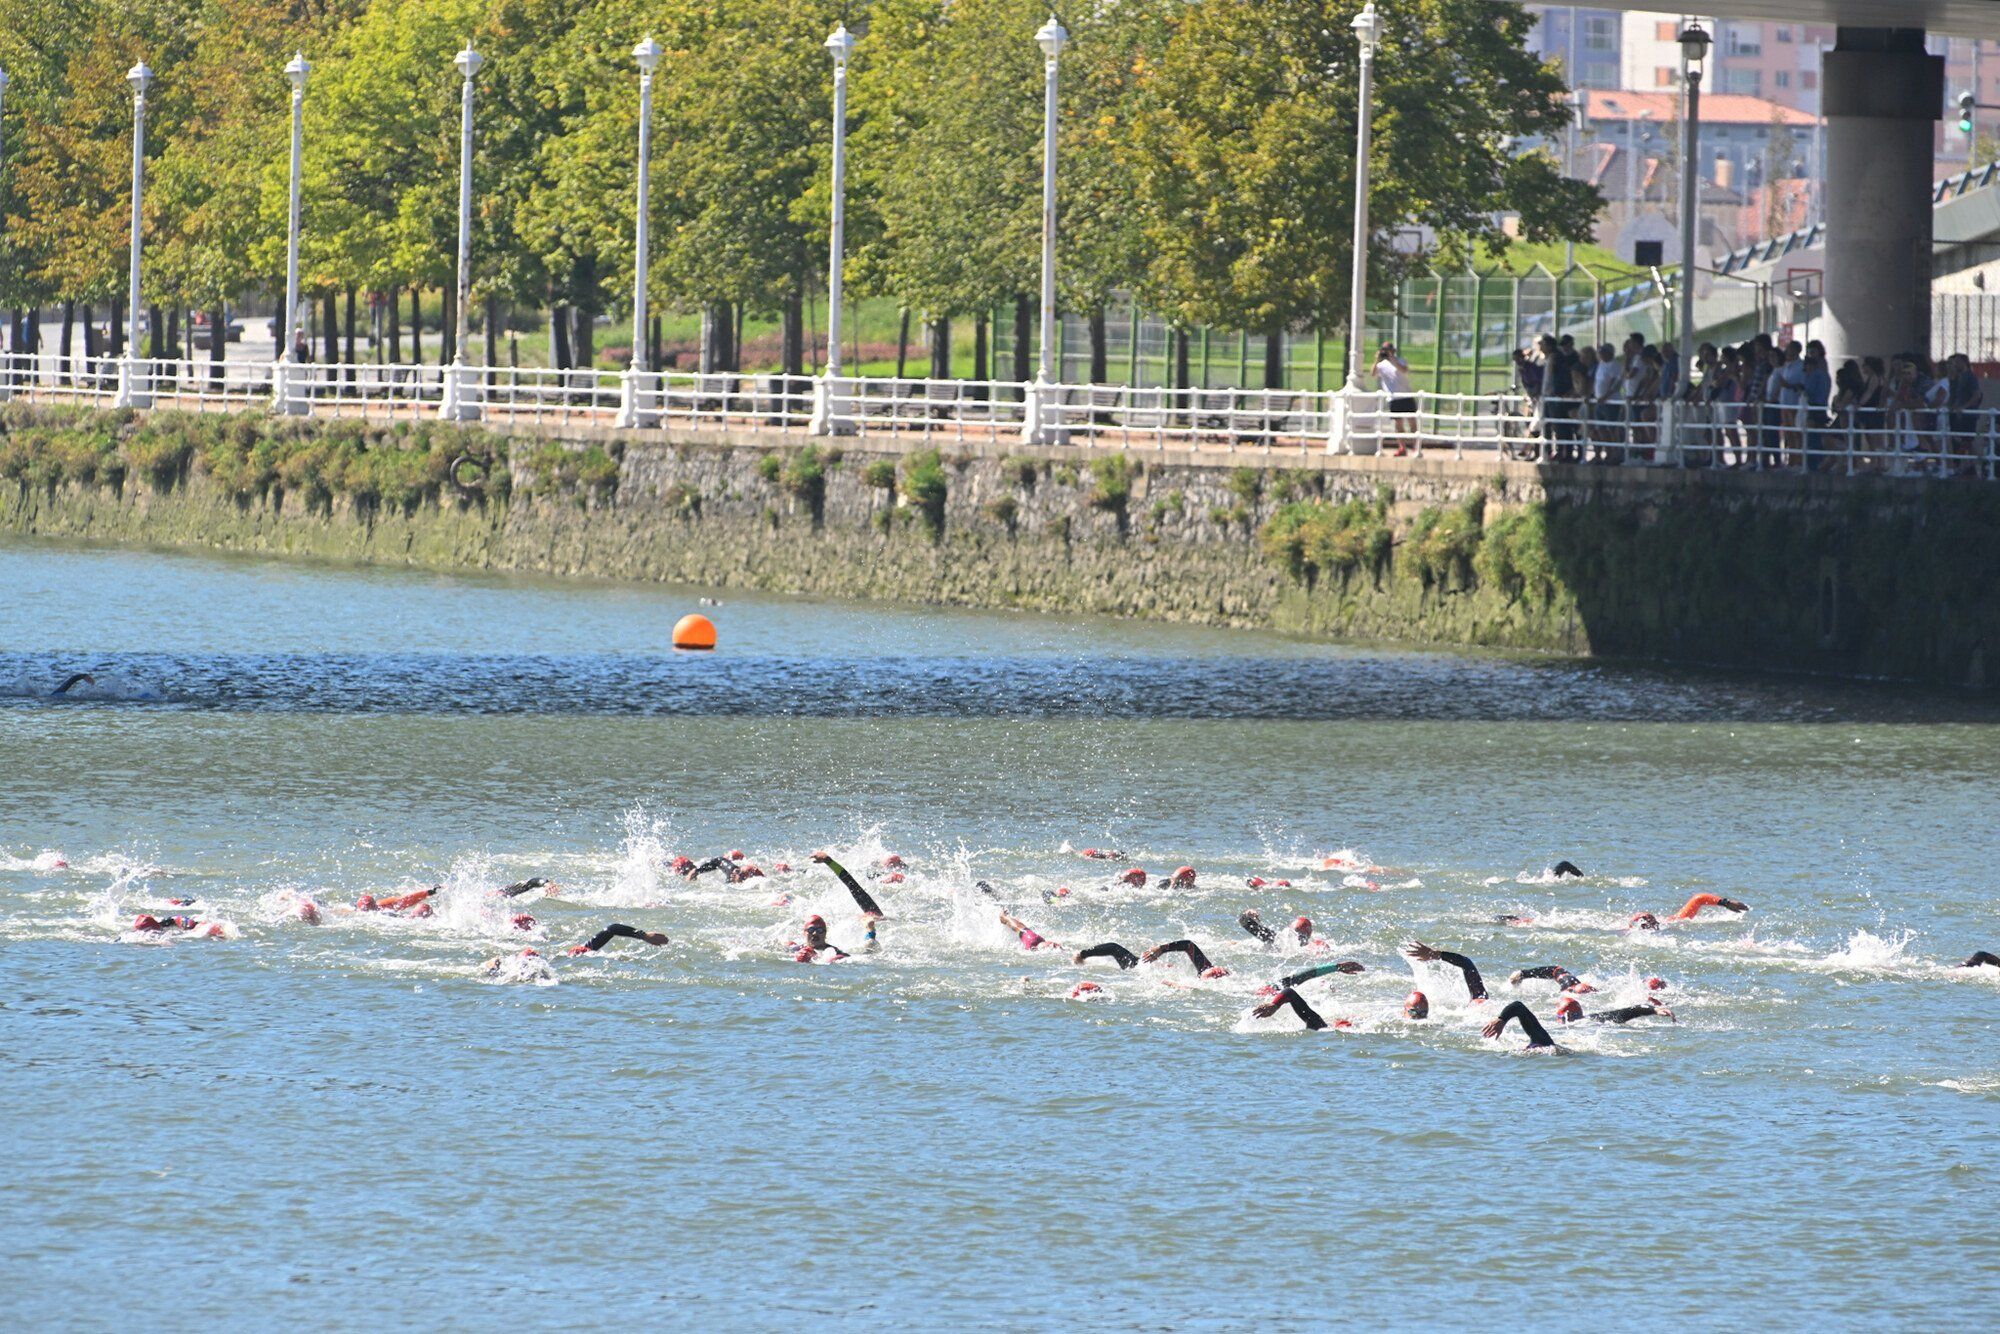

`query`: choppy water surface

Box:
[3,538,1998,1327]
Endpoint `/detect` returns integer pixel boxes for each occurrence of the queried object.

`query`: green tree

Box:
[1126,0,1598,386]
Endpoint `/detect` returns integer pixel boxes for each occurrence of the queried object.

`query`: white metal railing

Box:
[4,353,2000,478]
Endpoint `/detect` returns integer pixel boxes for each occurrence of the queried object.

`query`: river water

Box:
[3,537,1997,1327]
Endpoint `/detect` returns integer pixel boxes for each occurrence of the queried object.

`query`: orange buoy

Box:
[673,613,717,651]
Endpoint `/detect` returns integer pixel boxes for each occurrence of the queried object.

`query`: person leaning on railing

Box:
[1946,353,1985,476]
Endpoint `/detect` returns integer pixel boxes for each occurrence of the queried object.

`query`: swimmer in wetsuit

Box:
[1508,964,1593,993]
[1553,994,1674,1025]
[791,913,852,961]
[1250,987,1330,1030]
[1073,942,1141,969]
[1277,959,1367,989]
[1238,910,1315,947]
[1483,1000,1558,1050]
[998,910,1059,952]
[1551,860,1585,879]
[130,913,222,937]
[809,853,885,919]
[566,923,670,956]
[1960,951,2000,969]
[1404,941,1489,1002]
[1668,892,1748,920]
[53,672,96,697]
[496,877,557,898]
[1141,938,1228,978]
[688,855,766,884]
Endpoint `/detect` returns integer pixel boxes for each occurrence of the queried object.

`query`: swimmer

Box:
[1238,910,1314,947]
[1076,847,1122,861]
[1668,892,1748,921]
[1249,986,1329,1031]
[130,913,222,937]
[809,852,885,919]
[1508,964,1593,994]
[1141,938,1228,978]
[357,887,437,916]
[1482,1000,1558,1050]
[688,855,765,884]
[998,910,1059,952]
[1494,914,1537,927]
[1551,860,1584,879]
[1553,994,1674,1025]
[1150,866,1198,890]
[1403,941,1489,1002]
[1073,942,1140,970]
[53,672,96,697]
[1628,912,1660,932]
[496,877,558,898]
[1277,959,1367,990]
[791,913,851,962]
[566,923,671,956]
[1959,951,2000,969]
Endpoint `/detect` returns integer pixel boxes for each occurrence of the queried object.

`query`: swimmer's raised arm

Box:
[1960,951,2000,969]
[1509,964,1583,990]
[1595,1000,1674,1024]
[1238,910,1276,945]
[1141,939,1216,973]
[1668,893,1748,921]
[568,923,671,955]
[1279,960,1366,989]
[1250,986,1328,1031]
[1404,941,1488,1001]
[1482,1000,1556,1049]
[497,877,555,898]
[810,853,883,918]
[53,672,95,696]
[1073,942,1139,970]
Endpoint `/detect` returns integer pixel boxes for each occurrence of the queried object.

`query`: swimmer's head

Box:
[1403,990,1429,1020]
[520,947,541,958]
[1201,966,1229,980]
[882,854,906,869]
[803,914,827,944]
[132,914,161,931]
[1171,866,1196,887]
[883,872,904,885]
[728,850,745,861]
[355,894,377,912]
[671,855,694,872]
[1555,995,1584,1024]
[1291,916,1312,941]
[1069,980,1102,999]
[510,913,536,931]
[1118,868,1146,887]
[1629,911,1659,931]
[296,900,321,924]
[1646,976,1667,991]
[1246,876,1267,888]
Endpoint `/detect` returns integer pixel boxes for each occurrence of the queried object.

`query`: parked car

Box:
[191,313,245,349]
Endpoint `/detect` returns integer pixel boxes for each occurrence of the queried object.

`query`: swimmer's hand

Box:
[1404,941,1441,962]
[809,851,832,864]
[1481,1017,1505,1039]
[1333,961,1365,974]
[1248,996,1284,1020]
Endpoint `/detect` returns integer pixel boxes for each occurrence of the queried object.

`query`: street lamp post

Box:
[439,44,483,422]
[1019,14,1067,446]
[0,62,12,401]
[114,62,154,410]
[616,37,664,430]
[1331,2,1380,453]
[275,52,311,415]
[1677,23,1709,377]
[810,24,856,437]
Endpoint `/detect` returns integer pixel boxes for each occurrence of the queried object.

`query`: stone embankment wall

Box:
[2,406,1993,687]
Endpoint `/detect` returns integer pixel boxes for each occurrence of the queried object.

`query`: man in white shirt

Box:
[1374,341,1418,456]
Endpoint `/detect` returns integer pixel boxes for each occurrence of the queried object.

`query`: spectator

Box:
[1947,353,1985,475]
[1660,341,1681,402]
[1592,340,1621,461]
[1802,341,1832,469]
[1374,341,1418,457]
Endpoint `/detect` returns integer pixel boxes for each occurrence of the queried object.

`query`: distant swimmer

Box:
[998,909,1060,953]
[1277,959,1366,990]
[1073,942,1140,970]
[1483,1000,1559,1051]
[1553,994,1674,1026]
[1508,964,1594,994]
[1141,939,1228,978]
[356,888,437,917]
[1551,860,1585,879]
[1239,910,1315,947]
[1076,847,1123,861]
[1628,912,1661,932]
[1250,986,1331,1031]
[1958,951,2000,969]
[130,914,224,938]
[1668,893,1748,920]
[790,913,851,962]
[809,852,885,919]
[1160,866,1198,890]
[687,855,766,884]
[1403,941,1489,1002]
[496,877,558,898]
[566,923,671,956]
[53,672,96,697]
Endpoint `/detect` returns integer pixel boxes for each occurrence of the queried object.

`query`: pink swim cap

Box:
[1403,990,1430,1019]
[1118,868,1146,886]
[1556,995,1584,1022]
[1069,981,1102,998]
[804,914,825,929]
[1646,976,1667,990]
[883,872,905,884]
[728,850,745,860]
[1292,916,1312,933]
[356,894,377,911]
[883,854,905,869]
[1246,876,1267,888]
[1172,866,1196,885]
[671,855,693,871]
[510,913,535,931]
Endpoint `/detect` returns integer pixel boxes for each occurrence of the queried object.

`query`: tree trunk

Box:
[1263,329,1285,390]
[106,301,120,358]
[895,308,910,380]
[321,293,338,367]
[28,309,44,382]
[167,307,181,361]
[650,315,662,371]
[209,303,225,386]
[6,310,21,386]
[344,288,357,383]
[81,305,96,377]
[1173,328,1191,391]
[1087,305,1108,385]
[1012,296,1032,385]
[570,304,594,372]
[972,314,989,400]
[928,316,951,381]
[410,286,423,368]
[780,289,805,378]
[148,305,164,360]
[732,304,744,373]
[441,283,456,366]
[59,301,74,381]
[700,302,728,374]
[388,289,401,365]
[485,296,499,375]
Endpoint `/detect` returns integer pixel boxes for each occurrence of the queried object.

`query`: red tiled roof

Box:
[1582,89,1818,128]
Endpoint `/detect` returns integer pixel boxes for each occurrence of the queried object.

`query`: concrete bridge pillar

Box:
[1822,28,1943,364]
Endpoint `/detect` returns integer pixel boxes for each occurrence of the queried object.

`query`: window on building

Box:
[1776,25,1794,43]
[1634,239,1665,268]
[1775,70,1791,88]
[1656,21,1677,42]
[1582,15,1616,52]
[1803,71,1818,90]
[1656,67,1676,87]
[1720,68,1762,96]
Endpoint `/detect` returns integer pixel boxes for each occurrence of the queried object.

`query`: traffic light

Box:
[1960,91,1976,135]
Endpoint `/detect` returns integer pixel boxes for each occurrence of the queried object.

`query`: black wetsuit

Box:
[690,856,762,885]
[1489,1000,1556,1048]
[1280,961,1353,990]
[1148,939,1216,973]
[818,857,884,917]
[1516,964,1584,990]
[497,877,551,898]
[53,672,94,696]
[1239,911,1277,945]
[1265,987,1329,1031]
[1075,942,1140,970]
[1551,860,1584,879]
[1961,951,2000,969]
[1593,1003,1669,1025]
[1429,950,1488,1001]
[578,923,659,952]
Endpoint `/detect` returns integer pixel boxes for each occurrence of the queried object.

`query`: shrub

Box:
[1087,454,1133,515]
[1258,493,1393,578]
[899,448,948,536]
[1405,489,1485,587]
[123,427,194,489]
[999,455,1039,490]
[756,452,783,484]
[1475,504,1559,602]
[863,458,897,490]
[1227,467,1262,503]
[662,481,701,516]
[781,444,827,519]
[984,495,1020,528]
